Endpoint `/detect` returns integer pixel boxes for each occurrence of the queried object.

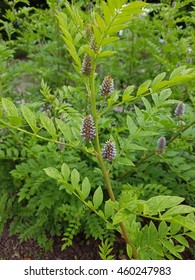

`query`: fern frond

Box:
[99,238,115,260]
[61,219,81,250]
[84,213,105,240]
[0,193,8,234]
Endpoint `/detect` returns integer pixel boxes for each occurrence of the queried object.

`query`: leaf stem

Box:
[0,119,75,147]
[120,120,195,179]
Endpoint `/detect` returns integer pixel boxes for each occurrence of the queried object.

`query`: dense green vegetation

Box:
[0,0,195,259]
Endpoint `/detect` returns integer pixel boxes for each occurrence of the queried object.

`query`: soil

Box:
[0,224,127,260]
[0,224,194,260]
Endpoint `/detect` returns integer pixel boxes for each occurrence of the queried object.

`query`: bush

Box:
[0,0,195,259]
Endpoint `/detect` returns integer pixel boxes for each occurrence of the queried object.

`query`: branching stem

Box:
[87,64,139,259]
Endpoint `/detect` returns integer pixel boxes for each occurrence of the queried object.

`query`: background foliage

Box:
[0,0,195,259]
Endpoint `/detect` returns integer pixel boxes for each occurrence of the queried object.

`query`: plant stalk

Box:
[88,66,139,259]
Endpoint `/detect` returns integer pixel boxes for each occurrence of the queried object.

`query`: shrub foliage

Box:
[0,0,195,259]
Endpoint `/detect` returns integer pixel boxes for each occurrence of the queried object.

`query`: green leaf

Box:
[107,0,116,14]
[170,216,195,232]
[108,91,119,107]
[113,208,130,225]
[79,45,94,58]
[127,115,138,135]
[104,199,115,218]
[170,223,181,235]
[128,144,147,151]
[151,92,159,106]
[126,244,133,259]
[95,13,106,33]
[148,221,158,240]
[74,33,82,45]
[101,1,112,25]
[5,116,22,127]
[113,15,134,26]
[158,221,169,239]
[71,168,80,187]
[40,113,57,138]
[44,167,63,181]
[2,98,18,117]
[134,105,145,127]
[81,177,91,200]
[18,191,29,203]
[98,51,117,58]
[137,201,149,215]
[152,89,172,107]
[122,85,134,102]
[102,37,119,47]
[159,89,172,103]
[122,2,149,14]
[21,104,39,133]
[61,163,70,181]
[150,241,164,257]
[56,118,72,142]
[56,10,81,67]
[118,157,135,166]
[59,182,75,193]
[186,232,195,240]
[93,186,103,209]
[92,25,102,44]
[170,66,186,79]
[108,25,128,35]
[173,235,189,247]
[142,96,152,111]
[162,205,195,218]
[64,2,83,30]
[62,37,81,67]
[168,74,195,86]
[136,80,151,96]
[152,72,166,87]
[146,196,184,215]
[161,239,182,259]
[152,79,171,92]
[138,131,158,137]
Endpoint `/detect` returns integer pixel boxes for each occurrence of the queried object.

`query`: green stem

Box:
[0,119,75,147]
[88,66,139,259]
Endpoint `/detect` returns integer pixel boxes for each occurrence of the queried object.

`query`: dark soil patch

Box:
[0,224,194,260]
[0,224,126,260]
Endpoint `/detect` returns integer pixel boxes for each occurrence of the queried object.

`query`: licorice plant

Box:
[0,0,195,259]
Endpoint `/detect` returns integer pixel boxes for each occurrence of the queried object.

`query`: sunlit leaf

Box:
[93,186,103,209]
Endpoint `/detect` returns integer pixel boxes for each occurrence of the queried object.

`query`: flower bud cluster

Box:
[157,136,166,154]
[102,140,116,162]
[80,115,96,141]
[81,53,92,76]
[85,24,93,40]
[90,36,99,54]
[100,76,114,97]
[174,102,185,117]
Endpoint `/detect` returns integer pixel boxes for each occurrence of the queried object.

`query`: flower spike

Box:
[174,102,185,117]
[157,136,166,154]
[81,115,96,141]
[81,53,92,76]
[100,76,114,97]
[102,140,116,161]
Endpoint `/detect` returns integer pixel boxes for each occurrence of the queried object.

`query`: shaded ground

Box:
[0,224,126,260]
[0,224,194,260]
